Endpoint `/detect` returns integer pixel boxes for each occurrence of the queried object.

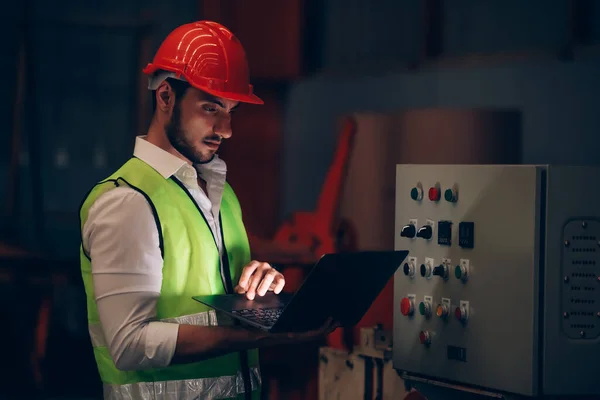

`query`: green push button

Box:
[455,265,462,279]
[445,188,456,202]
[410,187,420,200]
[419,302,426,315]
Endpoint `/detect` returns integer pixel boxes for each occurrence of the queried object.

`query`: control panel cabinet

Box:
[393,165,600,398]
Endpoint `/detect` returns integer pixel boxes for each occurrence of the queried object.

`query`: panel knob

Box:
[410,187,423,201]
[455,306,469,322]
[428,187,440,202]
[403,261,415,277]
[416,225,432,240]
[455,265,469,282]
[444,187,458,202]
[400,224,416,238]
[420,263,431,278]
[436,304,449,318]
[419,330,431,345]
[419,301,432,318]
[433,264,449,279]
[400,297,414,316]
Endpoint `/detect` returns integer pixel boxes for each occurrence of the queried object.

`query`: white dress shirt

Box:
[81,136,228,370]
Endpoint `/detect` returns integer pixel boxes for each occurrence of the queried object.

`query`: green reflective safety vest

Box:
[79,157,261,399]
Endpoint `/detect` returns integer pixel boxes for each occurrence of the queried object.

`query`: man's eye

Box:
[203,105,217,113]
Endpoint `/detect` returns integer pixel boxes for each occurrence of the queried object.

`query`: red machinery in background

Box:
[256,116,358,400]
[261,115,403,400]
[271,115,399,350]
[273,115,359,349]
[262,114,427,400]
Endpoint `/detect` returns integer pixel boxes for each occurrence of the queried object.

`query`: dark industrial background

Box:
[1,0,600,399]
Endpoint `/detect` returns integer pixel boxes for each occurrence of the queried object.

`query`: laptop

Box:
[192,250,409,333]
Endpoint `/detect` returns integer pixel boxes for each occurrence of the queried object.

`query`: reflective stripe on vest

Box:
[103,366,261,400]
[88,310,219,347]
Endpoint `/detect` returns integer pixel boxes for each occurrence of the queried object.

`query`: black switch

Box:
[459,222,475,249]
[403,262,415,277]
[433,264,449,279]
[416,225,433,240]
[437,220,452,246]
[400,224,416,238]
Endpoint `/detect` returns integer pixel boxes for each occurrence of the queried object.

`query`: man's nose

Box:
[215,115,232,139]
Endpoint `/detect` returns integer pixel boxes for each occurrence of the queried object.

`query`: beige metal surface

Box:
[319,328,410,399]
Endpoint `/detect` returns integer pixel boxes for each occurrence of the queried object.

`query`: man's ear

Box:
[156,81,174,111]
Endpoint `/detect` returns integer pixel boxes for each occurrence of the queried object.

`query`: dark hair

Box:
[151,76,191,112]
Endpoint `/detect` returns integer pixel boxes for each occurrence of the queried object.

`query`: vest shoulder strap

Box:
[79,158,166,259]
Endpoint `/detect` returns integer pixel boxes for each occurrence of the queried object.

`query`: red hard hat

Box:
[143,21,263,105]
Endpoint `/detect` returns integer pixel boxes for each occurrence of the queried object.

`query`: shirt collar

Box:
[132,135,227,180]
[133,136,187,179]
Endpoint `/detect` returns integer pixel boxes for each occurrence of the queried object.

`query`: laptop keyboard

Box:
[232,307,283,327]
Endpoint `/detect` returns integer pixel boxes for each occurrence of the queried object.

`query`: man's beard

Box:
[166,102,215,164]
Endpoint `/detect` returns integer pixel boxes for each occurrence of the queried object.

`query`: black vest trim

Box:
[114,177,165,260]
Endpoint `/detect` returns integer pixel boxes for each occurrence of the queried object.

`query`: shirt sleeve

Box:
[82,186,179,371]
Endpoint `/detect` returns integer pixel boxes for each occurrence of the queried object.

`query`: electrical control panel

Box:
[393,165,600,398]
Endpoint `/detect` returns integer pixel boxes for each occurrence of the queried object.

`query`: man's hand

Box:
[234,260,285,300]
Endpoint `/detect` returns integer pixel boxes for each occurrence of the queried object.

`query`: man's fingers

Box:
[246,263,270,300]
[257,270,277,296]
[237,260,260,290]
[237,261,285,300]
[270,274,286,294]
[246,275,262,300]
[234,285,246,294]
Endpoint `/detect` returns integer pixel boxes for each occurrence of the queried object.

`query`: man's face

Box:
[166,86,239,164]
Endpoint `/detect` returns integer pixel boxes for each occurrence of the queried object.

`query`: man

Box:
[79,21,336,400]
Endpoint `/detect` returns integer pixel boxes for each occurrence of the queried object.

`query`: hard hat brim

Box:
[145,67,264,105]
[199,86,264,105]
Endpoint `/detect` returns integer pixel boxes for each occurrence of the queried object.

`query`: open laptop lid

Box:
[270,250,409,332]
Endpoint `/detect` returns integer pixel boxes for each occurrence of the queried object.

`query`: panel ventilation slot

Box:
[562,219,600,339]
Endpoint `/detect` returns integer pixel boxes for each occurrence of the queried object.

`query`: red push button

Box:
[400,297,414,316]
[455,306,468,322]
[454,307,462,320]
[419,330,431,345]
[428,187,440,201]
